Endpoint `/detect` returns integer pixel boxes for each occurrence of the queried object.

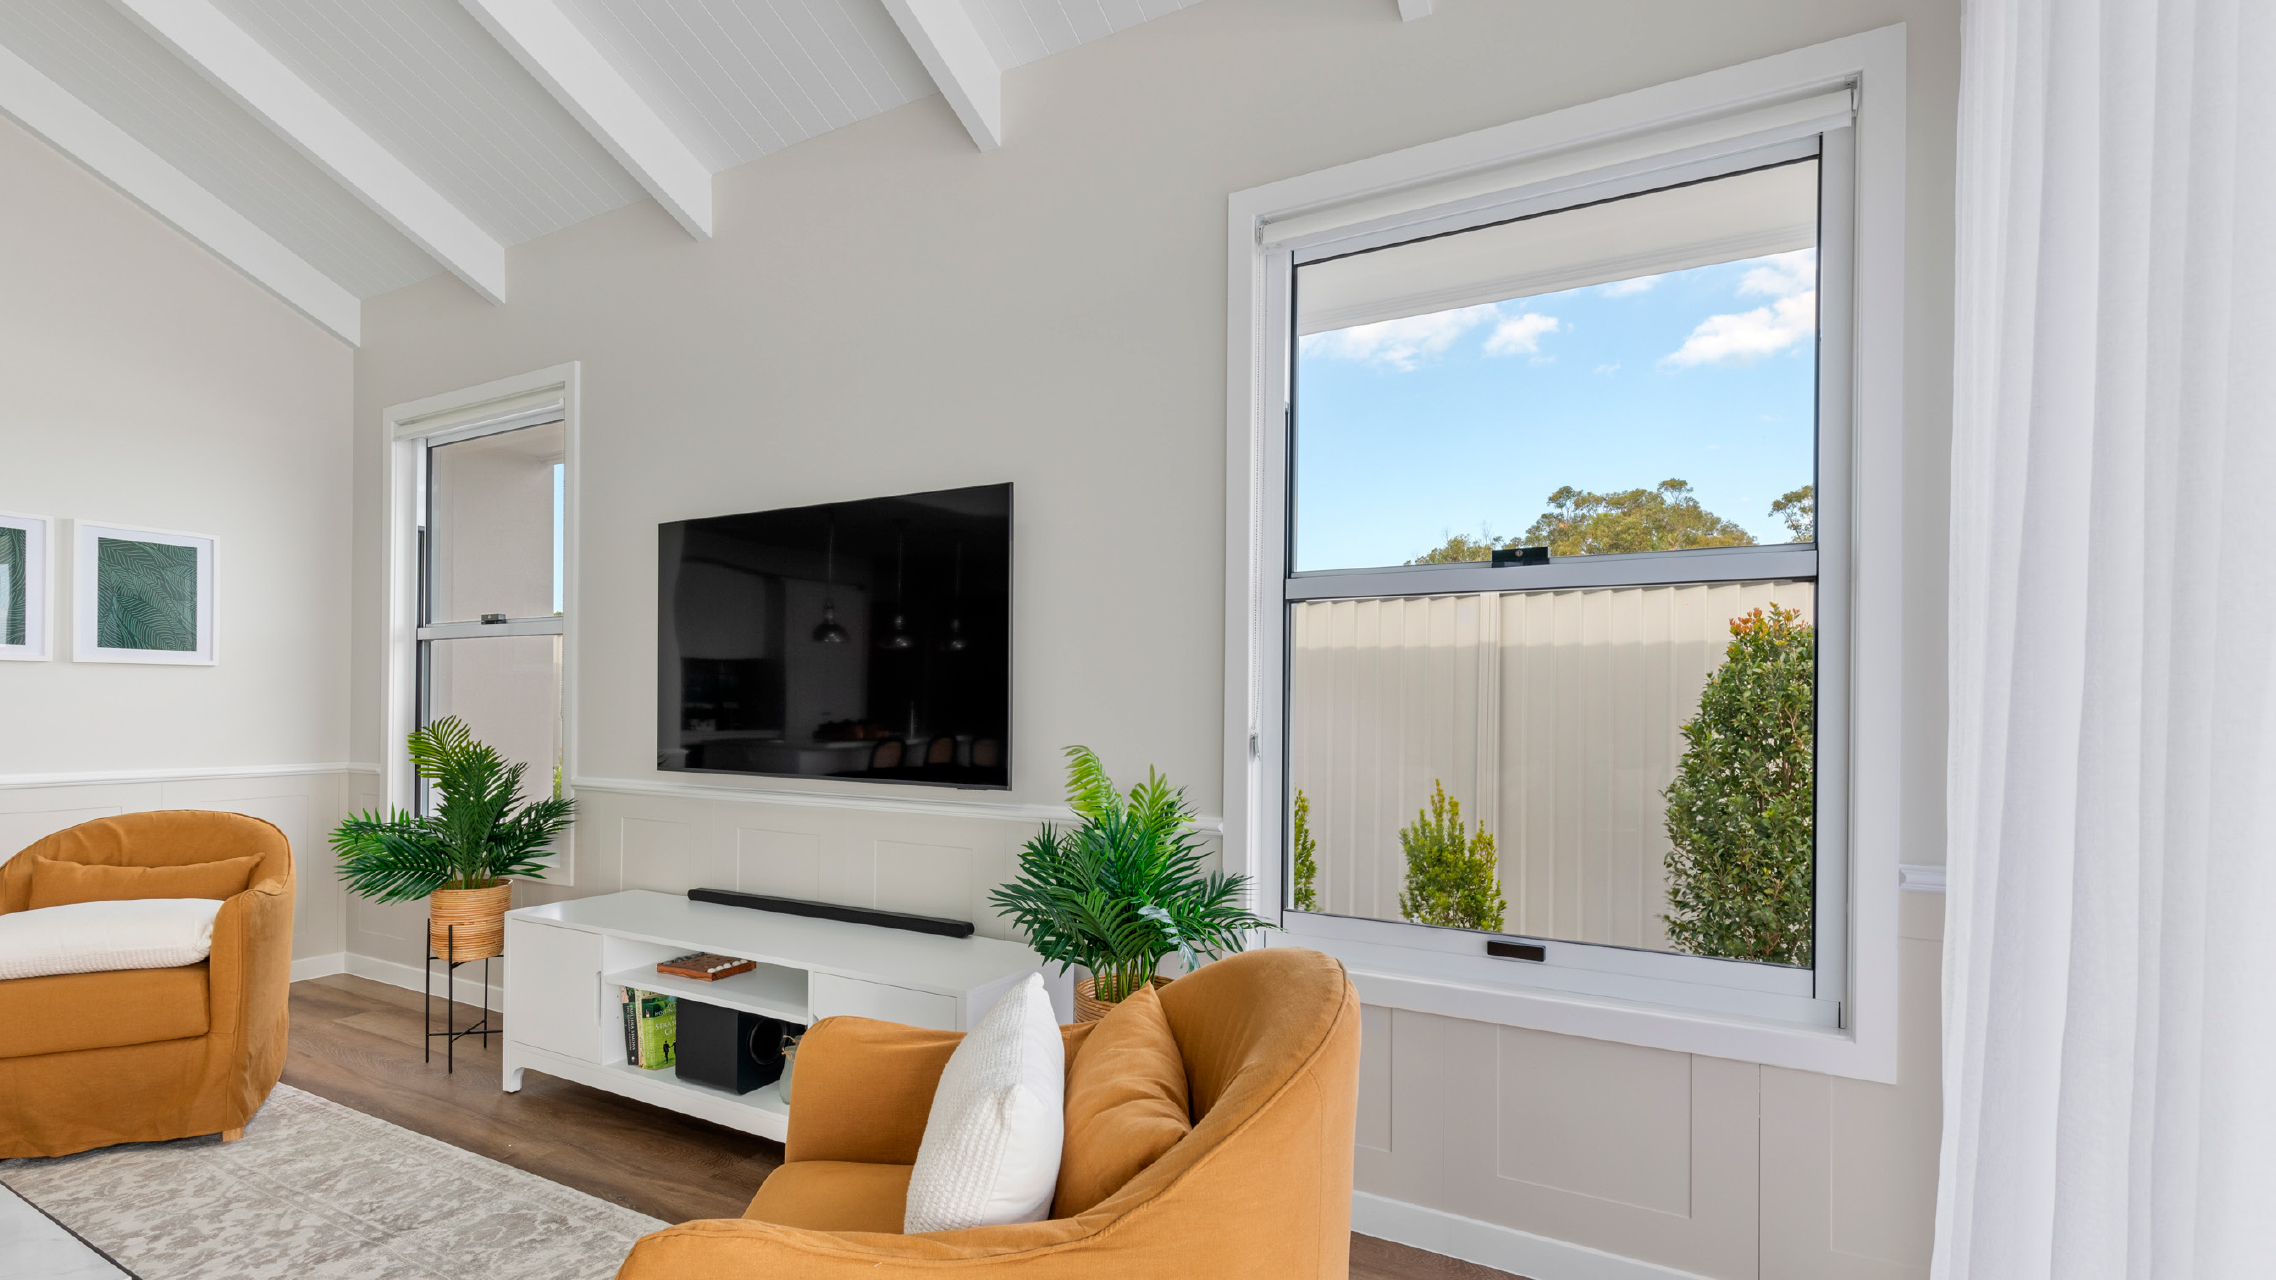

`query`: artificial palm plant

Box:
[990,746,1272,1012]
[331,718,573,960]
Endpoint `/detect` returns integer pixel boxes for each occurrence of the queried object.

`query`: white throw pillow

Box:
[0,897,225,980]
[903,972,1065,1233]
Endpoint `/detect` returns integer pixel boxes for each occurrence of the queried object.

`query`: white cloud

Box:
[1600,274,1662,297]
[1738,249,1816,299]
[1661,248,1818,368]
[1662,292,1817,366]
[1483,311,1561,356]
[1298,303,1499,371]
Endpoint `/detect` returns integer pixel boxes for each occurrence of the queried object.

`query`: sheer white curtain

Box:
[1938,0,2276,1276]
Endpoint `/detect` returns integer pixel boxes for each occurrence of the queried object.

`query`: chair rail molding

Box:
[0,762,379,790]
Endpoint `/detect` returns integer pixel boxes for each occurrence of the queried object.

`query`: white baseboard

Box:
[290,952,347,982]
[1352,1192,1711,1280]
[291,949,504,1010]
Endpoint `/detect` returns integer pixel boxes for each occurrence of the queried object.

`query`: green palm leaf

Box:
[329,716,576,903]
[992,747,1274,1004]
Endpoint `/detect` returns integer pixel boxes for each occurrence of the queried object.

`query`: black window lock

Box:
[1487,940,1546,962]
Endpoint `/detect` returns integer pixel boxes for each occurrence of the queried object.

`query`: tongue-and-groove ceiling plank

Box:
[0,0,438,298]
[457,0,715,239]
[2,0,1213,329]
[553,0,937,172]
[209,0,648,247]
[111,0,508,302]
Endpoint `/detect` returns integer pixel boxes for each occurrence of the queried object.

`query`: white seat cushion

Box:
[903,972,1065,1232]
[0,897,224,980]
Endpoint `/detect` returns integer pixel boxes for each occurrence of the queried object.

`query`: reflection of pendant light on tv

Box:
[878,528,914,651]
[812,514,849,644]
[940,540,969,652]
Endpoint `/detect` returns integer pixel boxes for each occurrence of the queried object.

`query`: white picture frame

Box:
[72,520,217,665]
[0,511,53,662]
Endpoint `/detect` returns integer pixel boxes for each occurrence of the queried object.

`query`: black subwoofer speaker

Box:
[675,1001,799,1095]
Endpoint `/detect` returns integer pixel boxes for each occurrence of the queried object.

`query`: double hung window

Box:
[413,415,568,813]
[1255,105,1865,1032]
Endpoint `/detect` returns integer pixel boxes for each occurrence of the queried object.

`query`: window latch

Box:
[481,613,508,624]
[1487,939,1546,962]
[1491,546,1549,567]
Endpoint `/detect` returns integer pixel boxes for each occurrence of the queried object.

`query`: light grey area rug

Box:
[0,1084,663,1280]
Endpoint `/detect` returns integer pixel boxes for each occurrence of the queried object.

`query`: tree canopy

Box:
[1408,480,1828,563]
[1523,480,1756,556]
[1770,485,1814,542]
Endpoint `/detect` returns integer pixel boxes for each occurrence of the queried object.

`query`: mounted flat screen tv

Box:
[658,483,1011,789]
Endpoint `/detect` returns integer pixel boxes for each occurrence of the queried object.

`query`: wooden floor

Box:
[284,974,1521,1279]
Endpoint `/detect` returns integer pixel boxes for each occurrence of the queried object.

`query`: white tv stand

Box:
[500,890,1065,1142]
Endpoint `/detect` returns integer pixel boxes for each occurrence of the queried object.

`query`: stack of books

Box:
[617,987,677,1069]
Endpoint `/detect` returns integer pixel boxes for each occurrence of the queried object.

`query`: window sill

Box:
[1277,933,1896,1082]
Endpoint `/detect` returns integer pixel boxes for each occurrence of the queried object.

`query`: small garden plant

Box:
[1291,789,1321,912]
[1397,781,1506,932]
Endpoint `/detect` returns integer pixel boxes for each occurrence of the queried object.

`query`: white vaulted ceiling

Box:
[0,0,1212,342]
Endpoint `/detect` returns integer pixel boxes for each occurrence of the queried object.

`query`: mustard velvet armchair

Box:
[0,811,297,1159]
[617,946,1362,1280]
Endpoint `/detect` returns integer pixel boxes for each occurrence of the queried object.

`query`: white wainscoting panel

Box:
[0,766,365,961]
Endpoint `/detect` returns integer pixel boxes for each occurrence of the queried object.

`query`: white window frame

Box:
[1223,26,1906,1081]
[381,363,581,883]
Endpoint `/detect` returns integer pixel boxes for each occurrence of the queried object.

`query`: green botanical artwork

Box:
[96,537,198,652]
[1,526,23,646]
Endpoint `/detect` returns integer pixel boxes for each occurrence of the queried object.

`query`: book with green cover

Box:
[635,992,677,1069]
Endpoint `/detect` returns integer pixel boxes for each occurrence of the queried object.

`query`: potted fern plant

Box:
[329,717,575,961]
[990,746,1272,1020]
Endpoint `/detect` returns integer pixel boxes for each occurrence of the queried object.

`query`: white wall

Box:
[348,1,1958,1275]
[0,111,358,960]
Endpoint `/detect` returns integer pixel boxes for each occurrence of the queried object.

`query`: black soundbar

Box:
[688,888,976,939]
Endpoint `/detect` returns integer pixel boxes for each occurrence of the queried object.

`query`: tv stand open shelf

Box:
[501,890,1065,1142]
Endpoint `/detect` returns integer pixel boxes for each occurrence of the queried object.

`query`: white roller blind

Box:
[1297,158,1818,334]
[1266,86,1852,253]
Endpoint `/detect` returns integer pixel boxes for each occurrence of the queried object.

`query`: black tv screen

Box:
[658,484,1011,788]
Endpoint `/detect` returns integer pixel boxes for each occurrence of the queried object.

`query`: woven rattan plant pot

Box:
[428,881,511,961]
[1073,974,1171,1023]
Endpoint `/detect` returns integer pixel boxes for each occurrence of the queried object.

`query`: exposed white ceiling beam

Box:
[880,0,1001,152]
[107,0,506,303]
[0,41,360,344]
[1397,0,1434,18]
[457,0,711,240]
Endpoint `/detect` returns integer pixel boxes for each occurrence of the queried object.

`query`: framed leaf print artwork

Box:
[73,521,216,665]
[0,512,52,661]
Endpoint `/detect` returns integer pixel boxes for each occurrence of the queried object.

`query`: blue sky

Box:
[1293,250,1818,571]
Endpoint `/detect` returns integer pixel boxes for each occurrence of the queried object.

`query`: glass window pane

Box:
[426,421,566,623]
[424,634,564,799]
[1293,160,1819,572]
[1286,580,1816,967]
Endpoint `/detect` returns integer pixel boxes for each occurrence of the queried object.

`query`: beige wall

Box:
[348,0,1957,1275]
[0,113,355,778]
[0,112,357,959]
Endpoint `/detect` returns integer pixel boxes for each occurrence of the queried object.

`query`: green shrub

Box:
[1291,789,1321,912]
[1397,781,1506,932]
[1661,604,1815,965]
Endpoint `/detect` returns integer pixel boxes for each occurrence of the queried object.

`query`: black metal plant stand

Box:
[424,921,495,1074]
